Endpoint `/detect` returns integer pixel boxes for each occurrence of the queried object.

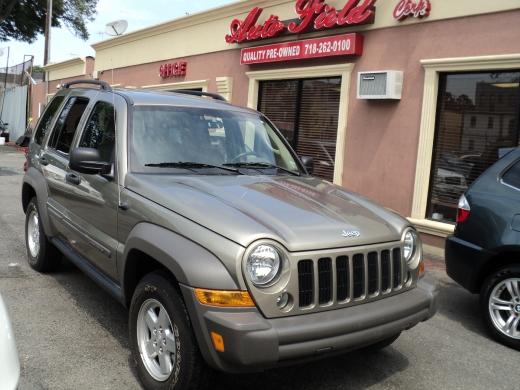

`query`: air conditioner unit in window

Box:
[357,70,403,100]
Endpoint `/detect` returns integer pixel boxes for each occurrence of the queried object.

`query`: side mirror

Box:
[300,156,314,175]
[70,147,112,175]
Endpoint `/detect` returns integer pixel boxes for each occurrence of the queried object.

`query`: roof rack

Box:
[62,79,112,91]
[174,89,227,101]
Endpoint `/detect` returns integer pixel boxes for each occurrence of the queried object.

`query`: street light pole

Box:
[44,0,52,66]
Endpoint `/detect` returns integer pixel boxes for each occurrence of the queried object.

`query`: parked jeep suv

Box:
[446,147,520,350]
[22,80,438,389]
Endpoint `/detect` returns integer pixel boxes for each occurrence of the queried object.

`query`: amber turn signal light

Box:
[418,261,426,277]
[194,288,255,308]
[211,332,225,352]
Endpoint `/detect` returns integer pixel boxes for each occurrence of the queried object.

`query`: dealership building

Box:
[31,0,520,251]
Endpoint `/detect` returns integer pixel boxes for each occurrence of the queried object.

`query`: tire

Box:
[480,266,520,351]
[24,197,61,272]
[129,272,212,390]
[363,333,401,352]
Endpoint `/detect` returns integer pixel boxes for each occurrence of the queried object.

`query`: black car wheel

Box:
[129,272,211,390]
[481,266,520,350]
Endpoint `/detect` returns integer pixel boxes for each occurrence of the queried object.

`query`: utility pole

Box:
[44,0,52,66]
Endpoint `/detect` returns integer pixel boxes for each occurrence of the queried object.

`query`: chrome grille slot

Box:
[298,260,314,307]
[336,256,349,301]
[318,258,332,304]
[367,252,379,295]
[352,254,365,299]
[392,248,402,288]
[381,250,391,292]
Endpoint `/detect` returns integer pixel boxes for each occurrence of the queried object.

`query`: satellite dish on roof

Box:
[105,20,128,36]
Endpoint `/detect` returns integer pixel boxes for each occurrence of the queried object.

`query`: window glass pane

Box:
[298,78,341,182]
[33,96,64,145]
[49,97,89,154]
[258,80,298,144]
[79,102,115,162]
[428,71,520,223]
[130,106,299,174]
[503,160,520,189]
[258,77,341,182]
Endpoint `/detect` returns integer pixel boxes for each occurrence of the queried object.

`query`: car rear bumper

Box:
[445,235,493,293]
[181,275,438,373]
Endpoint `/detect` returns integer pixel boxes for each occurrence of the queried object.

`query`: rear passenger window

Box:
[49,97,89,154]
[79,101,115,162]
[502,160,520,189]
[33,96,64,145]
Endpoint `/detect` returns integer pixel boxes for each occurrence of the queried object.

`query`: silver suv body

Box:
[22,81,438,389]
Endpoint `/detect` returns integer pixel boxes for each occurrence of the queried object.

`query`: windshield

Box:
[130,106,301,175]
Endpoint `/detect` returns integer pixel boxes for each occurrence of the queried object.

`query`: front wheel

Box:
[24,197,61,272]
[481,266,520,350]
[129,272,211,390]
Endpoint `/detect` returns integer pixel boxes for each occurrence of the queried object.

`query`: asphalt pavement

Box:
[0,145,518,390]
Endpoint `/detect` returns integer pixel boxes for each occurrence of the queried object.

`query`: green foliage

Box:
[0,0,98,43]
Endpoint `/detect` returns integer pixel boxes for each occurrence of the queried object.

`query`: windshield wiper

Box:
[223,162,300,176]
[145,162,242,174]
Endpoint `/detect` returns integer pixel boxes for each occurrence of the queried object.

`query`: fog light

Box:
[276,292,290,309]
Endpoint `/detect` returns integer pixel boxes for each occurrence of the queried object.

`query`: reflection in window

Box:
[428,71,520,223]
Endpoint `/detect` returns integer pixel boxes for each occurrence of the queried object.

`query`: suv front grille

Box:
[297,246,408,309]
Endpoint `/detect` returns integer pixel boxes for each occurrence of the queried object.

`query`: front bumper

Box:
[181,275,438,373]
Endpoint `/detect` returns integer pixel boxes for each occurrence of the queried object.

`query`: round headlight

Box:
[246,245,281,286]
[403,230,417,262]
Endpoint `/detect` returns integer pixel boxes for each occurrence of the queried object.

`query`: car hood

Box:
[126,174,408,251]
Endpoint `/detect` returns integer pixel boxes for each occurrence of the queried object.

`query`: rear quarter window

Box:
[502,159,520,189]
[33,96,65,145]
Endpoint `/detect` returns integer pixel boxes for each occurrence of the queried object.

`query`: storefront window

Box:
[258,77,341,182]
[428,71,520,223]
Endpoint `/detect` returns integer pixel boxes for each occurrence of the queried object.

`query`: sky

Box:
[2,0,238,67]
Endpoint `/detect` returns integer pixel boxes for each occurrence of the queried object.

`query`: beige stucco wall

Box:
[92,0,520,73]
[43,56,94,81]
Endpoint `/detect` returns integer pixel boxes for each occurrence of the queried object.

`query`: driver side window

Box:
[79,101,115,162]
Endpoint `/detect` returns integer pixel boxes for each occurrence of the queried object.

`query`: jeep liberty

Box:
[22,80,438,389]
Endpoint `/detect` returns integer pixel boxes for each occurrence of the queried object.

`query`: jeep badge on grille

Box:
[342,230,361,238]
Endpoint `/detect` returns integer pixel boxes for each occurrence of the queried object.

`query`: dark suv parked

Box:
[445,148,520,350]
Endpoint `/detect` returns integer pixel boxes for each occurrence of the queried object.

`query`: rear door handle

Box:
[65,173,81,185]
[39,156,49,166]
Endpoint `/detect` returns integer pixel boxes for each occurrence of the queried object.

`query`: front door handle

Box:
[39,156,49,166]
[65,173,81,186]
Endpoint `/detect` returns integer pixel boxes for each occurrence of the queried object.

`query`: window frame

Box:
[32,95,66,146]
[410,54,520,237]
[77,100,116,163]
[246,63,354,186]
[501,158,520,191]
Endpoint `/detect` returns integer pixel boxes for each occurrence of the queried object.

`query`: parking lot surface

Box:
[0,146,518,390]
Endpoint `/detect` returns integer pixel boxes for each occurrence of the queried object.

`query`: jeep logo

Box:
[342,230,361,238]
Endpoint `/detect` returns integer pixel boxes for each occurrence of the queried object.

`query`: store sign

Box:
[159,61,187,79]
[240,33,363,65]
[226,0,377,44]
[393,0,431,21]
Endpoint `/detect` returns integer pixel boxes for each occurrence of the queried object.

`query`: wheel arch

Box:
[476,249,520,292]
[121,223,239,306]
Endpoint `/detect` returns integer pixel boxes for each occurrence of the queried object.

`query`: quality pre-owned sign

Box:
[226,0,377,44]
[240,33,363,64]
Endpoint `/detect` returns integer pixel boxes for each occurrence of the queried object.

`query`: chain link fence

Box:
[0,56,35,141]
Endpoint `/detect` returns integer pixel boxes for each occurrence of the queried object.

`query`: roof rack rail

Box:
[174,89,227,101]
[62,79,112,91]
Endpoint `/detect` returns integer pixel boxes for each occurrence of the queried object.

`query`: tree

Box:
[0,0,98,43]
